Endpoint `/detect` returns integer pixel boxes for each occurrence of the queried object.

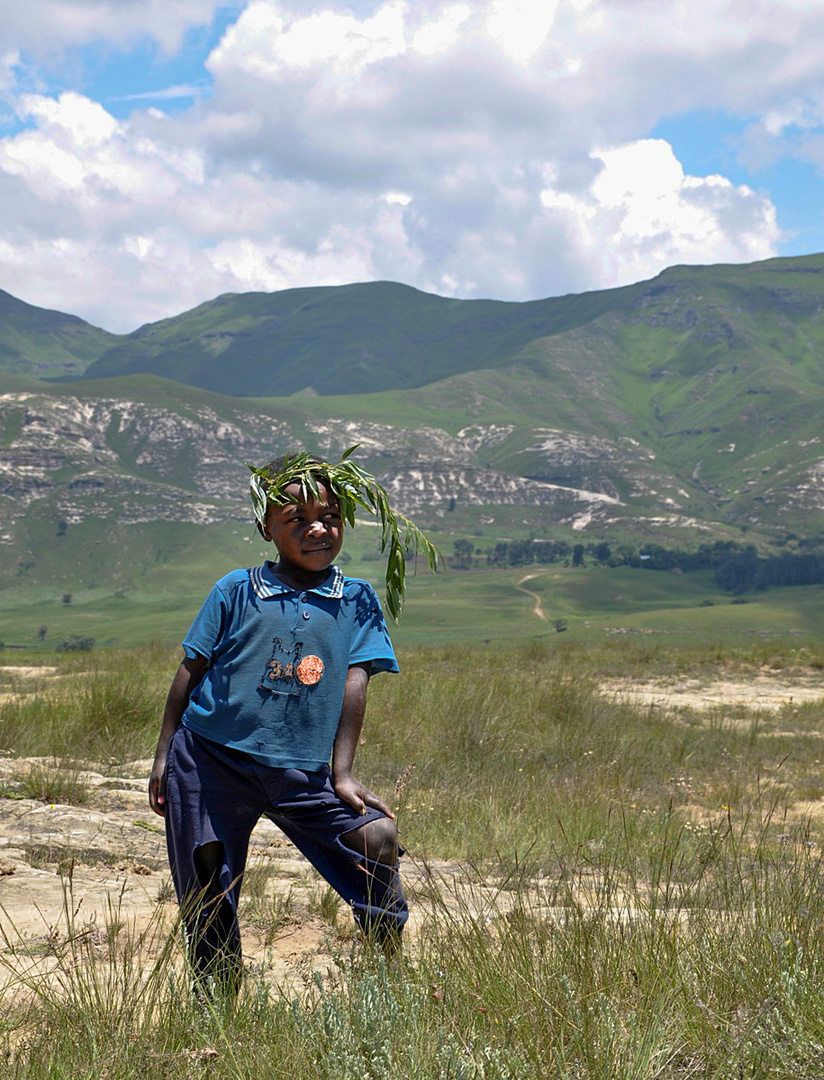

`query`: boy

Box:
[148,451,419,992]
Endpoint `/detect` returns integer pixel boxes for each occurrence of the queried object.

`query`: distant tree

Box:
[714,548,759,594]
[62,593,72,606]
[453,539,474,569]
[37,625,48,641]
[507,540,534,567]
[56,520,67,537]
[533,541,554,563]
[593,542,611,564]
[552,618,569,633]
[572,544,585,567]
[56,635,94,653]
[487,543,509,567]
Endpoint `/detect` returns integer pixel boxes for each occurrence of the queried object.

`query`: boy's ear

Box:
[256,519,271,542]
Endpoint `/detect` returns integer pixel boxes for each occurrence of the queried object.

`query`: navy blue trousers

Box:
[164,726,408,987]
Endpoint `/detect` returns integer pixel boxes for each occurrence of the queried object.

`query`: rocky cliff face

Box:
[0,389,635,543]
[4,382,824,565]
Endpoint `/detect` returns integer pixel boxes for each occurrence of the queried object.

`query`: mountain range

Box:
[3,252,824,606]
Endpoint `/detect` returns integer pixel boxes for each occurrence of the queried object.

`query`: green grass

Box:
[8,537,824,651]
[2,638,824,1074]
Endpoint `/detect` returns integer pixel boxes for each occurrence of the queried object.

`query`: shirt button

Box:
[303,611,310,620]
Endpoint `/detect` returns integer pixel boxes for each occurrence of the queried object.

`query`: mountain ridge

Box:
[0,290,120,380]
[3,252,824,592]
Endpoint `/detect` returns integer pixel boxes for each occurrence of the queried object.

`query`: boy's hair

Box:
[254,453,333,517]
[261,453,326,480]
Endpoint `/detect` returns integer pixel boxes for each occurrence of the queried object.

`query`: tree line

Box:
[452,536,824,595]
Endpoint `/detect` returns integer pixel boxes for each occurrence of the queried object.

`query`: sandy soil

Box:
[0,756,471,993]
[599,672,824,712]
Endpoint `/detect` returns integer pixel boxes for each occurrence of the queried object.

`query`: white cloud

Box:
[486,0,559,63]
[762,100,819,137]
[411,4,471,56]
[17,92,118,147]
[208,1,408,79]
[1,0,821,330]
[0,51,20,93]
[0,1,229,55]
[541,140,779,288]
[111,84,209,103]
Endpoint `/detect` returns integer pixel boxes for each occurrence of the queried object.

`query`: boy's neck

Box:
[270,560,334,592]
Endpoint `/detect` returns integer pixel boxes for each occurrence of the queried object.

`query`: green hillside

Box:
[0,290,120,379]
[69,253,824,407]
[80,279,643,396]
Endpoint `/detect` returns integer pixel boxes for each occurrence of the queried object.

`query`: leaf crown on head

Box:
[248,446,440,621]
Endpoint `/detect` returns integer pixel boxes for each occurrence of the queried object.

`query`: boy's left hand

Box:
[334,772,394,819]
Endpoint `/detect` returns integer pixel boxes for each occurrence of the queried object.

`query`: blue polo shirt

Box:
[181,563,399,771]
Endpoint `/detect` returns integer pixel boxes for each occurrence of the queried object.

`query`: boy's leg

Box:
[164,728,261,993]
[263,767,408,945]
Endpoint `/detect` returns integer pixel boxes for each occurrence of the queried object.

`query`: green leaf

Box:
[248,449,442,620]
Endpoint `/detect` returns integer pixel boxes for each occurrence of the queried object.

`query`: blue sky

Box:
[1,0,823,332]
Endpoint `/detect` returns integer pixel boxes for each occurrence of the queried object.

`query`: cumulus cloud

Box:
[0,0,229,55]
[0,0,820,329]
[541,141,779,288]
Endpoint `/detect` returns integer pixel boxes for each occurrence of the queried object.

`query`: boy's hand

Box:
[148,654,208,818]
[148,758,167,817]
[334,772,394,819]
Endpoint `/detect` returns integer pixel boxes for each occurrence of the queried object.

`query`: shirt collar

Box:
[250,562,344,600]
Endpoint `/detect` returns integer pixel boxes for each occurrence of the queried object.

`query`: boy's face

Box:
[259,480,344,581]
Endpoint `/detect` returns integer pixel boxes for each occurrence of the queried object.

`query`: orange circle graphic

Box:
[296,655,324,685]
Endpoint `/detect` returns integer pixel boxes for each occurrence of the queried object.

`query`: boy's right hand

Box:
[148,654,208,818]
[148,757,167,816]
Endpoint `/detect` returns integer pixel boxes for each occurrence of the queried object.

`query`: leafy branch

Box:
[248,447,441,620]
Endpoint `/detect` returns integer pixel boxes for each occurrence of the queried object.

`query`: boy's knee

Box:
[342,816,399,864]
[193,840,224,882]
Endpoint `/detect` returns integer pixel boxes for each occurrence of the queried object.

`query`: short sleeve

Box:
[182,582,229,662]
[347,581,399,674]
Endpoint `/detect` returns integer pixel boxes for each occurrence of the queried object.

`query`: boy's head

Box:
[259,479,344,578]
[253,454,343,576]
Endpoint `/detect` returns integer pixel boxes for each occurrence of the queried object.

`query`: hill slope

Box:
[3,253,824,627]
[80,279,642,396]
[0,291,120,379]
[71,253,824,404]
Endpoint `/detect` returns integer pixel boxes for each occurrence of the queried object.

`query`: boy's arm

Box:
[148,654,209,817]
[332,661,394,819]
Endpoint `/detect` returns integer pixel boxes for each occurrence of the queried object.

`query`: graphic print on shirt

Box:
[259,637,324,695]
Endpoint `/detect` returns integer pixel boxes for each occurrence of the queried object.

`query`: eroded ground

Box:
[0,756,487,995]
[599,671,824,712]
[0,665,823,993]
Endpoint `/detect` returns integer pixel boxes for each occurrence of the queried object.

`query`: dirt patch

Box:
[0,667,58,679]
[600,674,824,712]
[0,757,457,993]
